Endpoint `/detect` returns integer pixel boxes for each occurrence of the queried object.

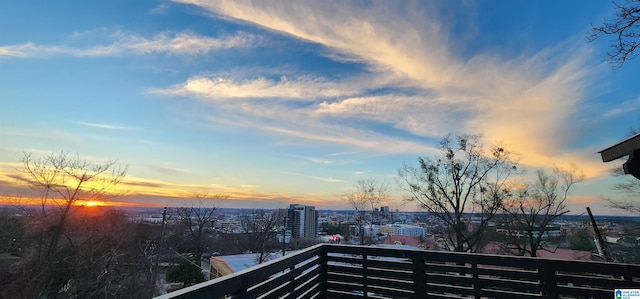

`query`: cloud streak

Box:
[72,120,140,131]
[155,75,356,100]
[165,0,603,175]
[0,31,262,58]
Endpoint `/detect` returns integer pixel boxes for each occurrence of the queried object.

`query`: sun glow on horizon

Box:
[79,200,101,207]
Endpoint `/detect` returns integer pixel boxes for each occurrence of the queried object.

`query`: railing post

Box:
[362,252,368,298]
[319,245,328,299]
[240,275,249,299]
[540,260,557,299]
[472,262,481,299]
[412,251,426,299]
[230,275,249,299]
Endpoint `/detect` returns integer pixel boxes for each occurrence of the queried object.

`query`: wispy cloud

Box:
[72,120,140,131]
[602,97,640,118]
[284,171,346,183]
[150,2,172,14]
[0,31,262,58]
[153,74,376,100]
[167,1,602,175]
[149,165,191,176]
[314,94,468,137]
[309,157,333,165]
[328,151,360,157]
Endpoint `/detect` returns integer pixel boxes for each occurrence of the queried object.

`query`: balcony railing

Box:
[155,243,640,299]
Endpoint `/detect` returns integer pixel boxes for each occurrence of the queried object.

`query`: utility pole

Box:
[586,207,611,262]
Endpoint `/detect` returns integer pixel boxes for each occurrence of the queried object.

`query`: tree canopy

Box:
[398,134,518,252]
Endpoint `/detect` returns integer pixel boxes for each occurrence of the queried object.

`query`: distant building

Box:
[380,206,390,218]
[379,224,427,237]
[287,204,317,239]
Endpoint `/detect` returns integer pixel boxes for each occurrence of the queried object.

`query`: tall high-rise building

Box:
[286,204,317,239]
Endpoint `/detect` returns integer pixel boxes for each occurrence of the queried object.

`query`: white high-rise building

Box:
[287,204,317,239]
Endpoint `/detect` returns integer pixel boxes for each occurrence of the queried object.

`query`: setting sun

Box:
[77,200,105,207]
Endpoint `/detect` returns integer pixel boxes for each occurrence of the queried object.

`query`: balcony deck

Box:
[155,243,640,299]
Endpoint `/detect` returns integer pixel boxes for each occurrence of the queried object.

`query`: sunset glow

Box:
[1,1,639,214]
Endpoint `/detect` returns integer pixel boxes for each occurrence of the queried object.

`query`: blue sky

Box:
[1,0,639,213]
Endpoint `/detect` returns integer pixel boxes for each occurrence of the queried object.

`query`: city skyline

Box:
[1,1,639,214]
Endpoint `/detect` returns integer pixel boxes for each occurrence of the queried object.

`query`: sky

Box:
[1,0,639,214]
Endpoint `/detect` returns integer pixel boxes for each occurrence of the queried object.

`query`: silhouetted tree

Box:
[588,0,640,67]
[20,151,127,261]
[398,134,518,252]
[25,152,127,296]
[0,208,155,298]
[172,193,226,260]
[499,165,584,257]
[1,151,138,298]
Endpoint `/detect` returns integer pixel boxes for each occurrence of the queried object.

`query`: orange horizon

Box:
[0,197,160,208]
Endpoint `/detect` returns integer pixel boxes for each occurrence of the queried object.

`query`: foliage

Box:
[609,243,640,264]
[588,0,640,68]
[398,134,518,252]
[569,230,596,251]
[166,255,205,286]
[499,165,584,257]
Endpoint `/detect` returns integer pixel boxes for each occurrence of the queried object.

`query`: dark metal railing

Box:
[155,244,640,299]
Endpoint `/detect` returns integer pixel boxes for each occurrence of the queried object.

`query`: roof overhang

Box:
[599,133,640,180]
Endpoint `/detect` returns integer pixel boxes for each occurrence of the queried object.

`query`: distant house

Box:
[209,251,297,280]
[209,253,265,280]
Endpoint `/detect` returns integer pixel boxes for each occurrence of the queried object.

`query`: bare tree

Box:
[344,178,389,245]
[398,134,518,252]
[172,192,226,261]
[20,151,127,260]
[499,165,584,257]
[14,151,128,297]
[588,0,640,67]
[603,126,640,214]
[605,165,640,214]
[237,209,279,264]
